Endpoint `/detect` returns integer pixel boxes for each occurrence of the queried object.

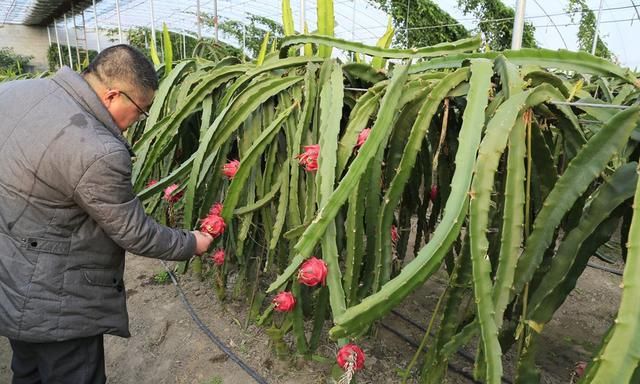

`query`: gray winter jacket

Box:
[0,67,195,342]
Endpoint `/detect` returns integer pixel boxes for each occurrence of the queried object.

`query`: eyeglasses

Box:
[120,90,149,120]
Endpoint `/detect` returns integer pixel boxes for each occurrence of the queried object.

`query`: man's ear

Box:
[102,89,119,108]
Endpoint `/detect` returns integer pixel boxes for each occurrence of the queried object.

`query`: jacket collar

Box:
[52,67,135,156]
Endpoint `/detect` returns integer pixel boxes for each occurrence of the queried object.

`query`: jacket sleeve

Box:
[73,149,196,261]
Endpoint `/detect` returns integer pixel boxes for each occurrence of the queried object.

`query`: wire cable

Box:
[352,4,639,32]
[532,0,568,49]
[387,310,513,384]
[631,0,640,22]
[2,0,18,24]
[378,323,484,384]
[532,17,639,29]
[160,260,269,384]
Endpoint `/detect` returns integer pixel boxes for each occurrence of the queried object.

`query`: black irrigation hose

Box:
[390,310,477,363]
[388,310,514,384]
[587,262,624,276]
[160,261,269,384]
[379,322,483,384]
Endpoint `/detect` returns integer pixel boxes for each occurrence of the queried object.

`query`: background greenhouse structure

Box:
[2,1,640,384]
[1,1,639,71]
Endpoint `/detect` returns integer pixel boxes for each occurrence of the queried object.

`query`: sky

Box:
[339,0,640,70]
[432,0,640,70]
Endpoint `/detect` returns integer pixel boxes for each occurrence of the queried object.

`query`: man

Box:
[0,45,214,383]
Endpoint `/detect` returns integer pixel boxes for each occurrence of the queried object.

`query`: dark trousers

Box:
[8,335,106,384]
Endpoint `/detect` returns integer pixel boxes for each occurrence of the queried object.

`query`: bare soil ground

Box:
[0,252,622,384]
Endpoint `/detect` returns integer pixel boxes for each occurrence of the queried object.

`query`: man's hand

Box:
[192,231,214,255]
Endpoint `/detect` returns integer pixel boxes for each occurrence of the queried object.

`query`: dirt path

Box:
[0,253,623,384]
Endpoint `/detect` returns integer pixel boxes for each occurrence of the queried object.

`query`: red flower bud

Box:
[200,213,226,239]
[209,202,223,216]
[574,361,587,378]
[297,256,327,287]
[146,179,158,188]
[211,249,225,266]
[430,184,438,202]
[296,144,320,172]
[336,343,365,371]
[355,128,371,149]
[222,159,240,179]
[163,184,183,203]
[391,225,399,246]
[272,291,296,312]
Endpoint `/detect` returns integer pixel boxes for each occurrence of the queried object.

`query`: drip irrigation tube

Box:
[587,262,624,276]
[379,322,483,383]
[160,261,269,384]
[390,309,477,364]
[388,310,514,384]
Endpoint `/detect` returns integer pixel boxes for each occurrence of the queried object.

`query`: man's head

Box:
[83,44,158,131]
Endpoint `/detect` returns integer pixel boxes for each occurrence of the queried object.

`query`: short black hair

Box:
[83,44,158,93]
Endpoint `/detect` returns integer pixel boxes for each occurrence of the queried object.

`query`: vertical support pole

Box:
[115,0,123,43]
[196,0,202,39]
[47,25,52,47]
[150,0,157,54]
[242,24,246,61]
[511,0,527,50]
[71,6,81,67]
[351,0,356,41]
[213,0,219,41]
[160,27,165,58]
[81,10,89,65]
[93,0,101,51]
[46,25,52,71]
[591,0,604,55]
[63,14,74,69]
[300,0,305,54]
[54,19,64,68]
[405,0,410,48]
[182,33,187,59]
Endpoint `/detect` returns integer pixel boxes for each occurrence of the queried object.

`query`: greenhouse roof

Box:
[1,0,389,46]
[2,1,639,68]
[1,0,96,26]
